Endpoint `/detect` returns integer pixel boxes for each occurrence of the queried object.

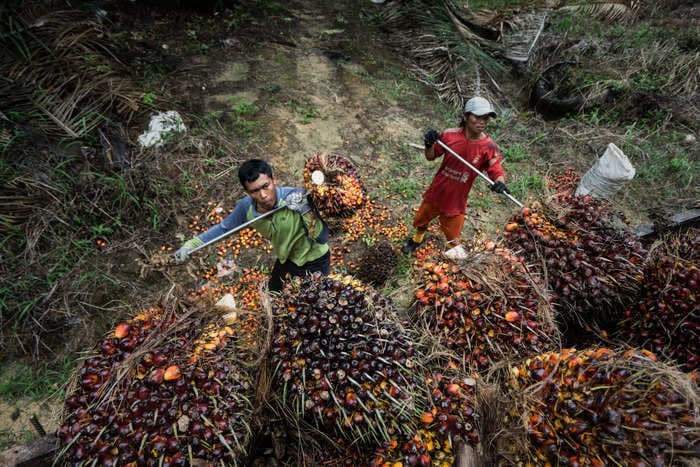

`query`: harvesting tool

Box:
[187,191,310,255]
[411,141,524,208]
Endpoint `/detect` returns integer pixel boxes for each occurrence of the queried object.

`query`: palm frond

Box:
[379,0,509,108]
[502,11,547,62]
[558,2,637,22]
[0,5,141,140]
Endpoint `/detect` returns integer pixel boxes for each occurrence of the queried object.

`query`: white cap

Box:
[463,96,497,118]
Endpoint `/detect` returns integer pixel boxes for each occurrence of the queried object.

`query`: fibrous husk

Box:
[413,248,559,371]
[57,306,256,466]
[356,241,399,288]
[493,347,699,466]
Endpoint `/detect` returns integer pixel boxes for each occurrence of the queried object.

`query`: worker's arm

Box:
[174,199,249,263]
[486,153,508,193]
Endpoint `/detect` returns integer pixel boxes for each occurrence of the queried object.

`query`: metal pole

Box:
[411,140,524,208]
[188,205,285,254]
[435,140,523,208]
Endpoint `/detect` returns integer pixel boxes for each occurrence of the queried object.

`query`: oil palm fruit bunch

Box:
[498,347,699,466]
[502,194,645,325]
[271,273,451,461]
[357,241,399,288]
[617,231,699,371]
[58,307,255,466]
[367,369,480,467]
[303,153,368,218]
[414,250,558,371]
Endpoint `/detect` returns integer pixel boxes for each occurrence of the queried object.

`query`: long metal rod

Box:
[189,205,285,254]
[411,141,523,208]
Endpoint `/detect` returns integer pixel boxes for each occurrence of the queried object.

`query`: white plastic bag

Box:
[137,111,186,148]
[575,143,635,200]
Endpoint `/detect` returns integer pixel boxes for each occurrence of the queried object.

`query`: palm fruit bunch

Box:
[270,273,425,453]
[303,153,368,218]
[497,347,700,466]
[356,241,399,288]
[616,230,699,371]
[413,249,557,371]
[502,194,645,325]
[366,368,480,467]
[58,307,255,466]
[270,274,480,465]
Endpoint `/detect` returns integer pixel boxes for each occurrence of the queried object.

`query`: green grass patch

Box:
[377,178,423,200]
[508,174,544,200]
[0,359,75,400]
[289,97,321,124]
[502,143,528,163]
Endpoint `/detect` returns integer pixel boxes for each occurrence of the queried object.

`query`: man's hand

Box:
[174,237,203,264]
[284,191,311,214]
[490,181,508,194]
[424,129,440,148]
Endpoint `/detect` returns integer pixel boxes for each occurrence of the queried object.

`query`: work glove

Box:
[174,237,203,264]
[284,191,312,214]
[490,181,508,194]
[424,129,440,148]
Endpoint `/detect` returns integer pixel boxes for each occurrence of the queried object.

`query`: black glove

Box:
[490,181,508,194]
[424,129,440,148]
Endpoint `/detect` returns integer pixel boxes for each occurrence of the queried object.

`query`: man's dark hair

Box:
[238,159,273,187]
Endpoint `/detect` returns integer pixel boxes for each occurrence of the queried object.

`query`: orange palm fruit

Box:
[163,365,181,381]
[114,323,131,338]
[505,311,520,322]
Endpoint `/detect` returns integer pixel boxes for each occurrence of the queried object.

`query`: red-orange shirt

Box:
[423,128,505,216]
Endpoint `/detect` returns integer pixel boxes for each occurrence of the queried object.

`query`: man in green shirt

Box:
[174,159,329,292]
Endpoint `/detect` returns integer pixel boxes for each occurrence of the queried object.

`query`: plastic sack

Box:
[575,143,635,200]
[137,110,186,148]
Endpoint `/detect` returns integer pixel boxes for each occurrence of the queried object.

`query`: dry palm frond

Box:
[0,6,141,140]
[379,0,508,108]
[557,1,637,22]
[502,11,547,62]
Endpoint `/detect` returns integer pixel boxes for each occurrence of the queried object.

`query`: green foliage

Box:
[142,92,157,105]
[227,96,260,136]
[0,359,75,400]
[289,98,321,124]
[502,144,528,163]
[378,178,424,200]
[466,0,529,11]
[508,174,544,200]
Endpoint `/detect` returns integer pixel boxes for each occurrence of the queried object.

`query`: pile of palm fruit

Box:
[303,153,368,218]
[502,194,646,325]
[58,307,256,466]
[356,240,399,287]
[269,273,479,465]
[496,347,699,466]
[616,230,699,372]
[413,249,558,370]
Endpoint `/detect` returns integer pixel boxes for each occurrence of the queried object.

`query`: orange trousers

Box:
[412,200,465,244]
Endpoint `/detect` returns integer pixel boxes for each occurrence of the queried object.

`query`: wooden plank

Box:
[633,208,700,239]
[0,434,57,467]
